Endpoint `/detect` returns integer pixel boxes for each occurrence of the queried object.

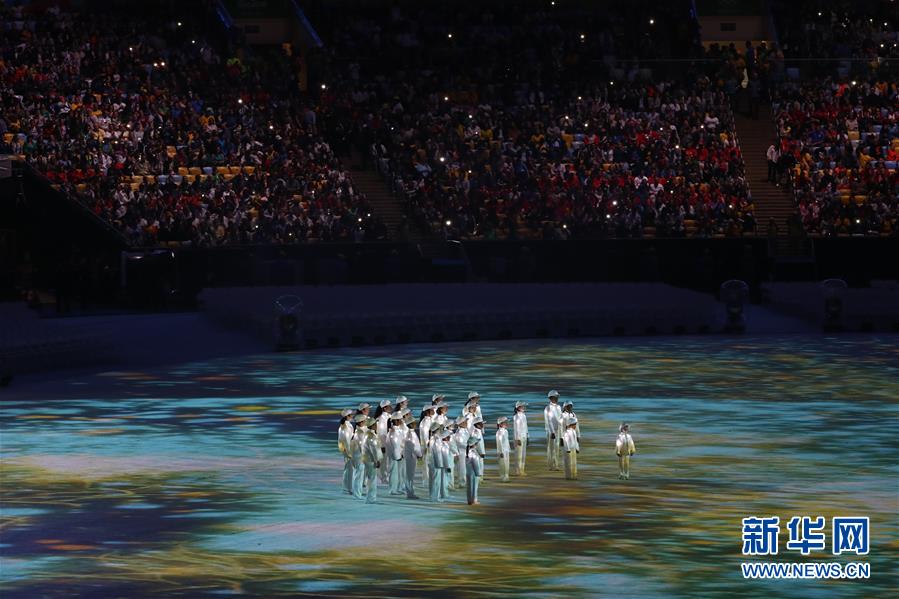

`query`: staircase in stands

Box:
[734,105,803,255]
[349,168,423,242]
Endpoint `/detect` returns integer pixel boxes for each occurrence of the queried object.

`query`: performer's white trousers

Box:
[547,435,561,470]
[564,451,578,480]
[364,463,378,503]
[343,456,354,493]
[514,438,527,475]
[618,454,630,478]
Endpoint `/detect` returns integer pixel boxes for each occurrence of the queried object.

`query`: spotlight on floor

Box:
[274,295,304,351]
[720,280,749,333]
[821,279,847,331]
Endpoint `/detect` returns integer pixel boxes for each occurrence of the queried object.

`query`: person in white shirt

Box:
[418,405,435,489]
[512,400,529,476]
[495,416,511,482]
[434,400,450,426]
[447,422,461,488]
[439,428,454,501]
[338,409,355,495]
[403,416,423,499]
[563,419,580,480]
[544,390,563,470]
[374,399,393,483]
[462,399,478,429]
[561,401,580,442]
[394,407,410,491]
[386,416,405,495]
[766,143,780,183]
[428,422,443,501]
[470,417,486,477]
[466,436,485,505]
[464,391,483,420]
[361,417,381,503]
[350,414,368,500]
[615,422,636,480]
[454,416,471,487]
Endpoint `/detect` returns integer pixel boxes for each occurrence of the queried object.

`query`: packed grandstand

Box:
[1,0,896,247]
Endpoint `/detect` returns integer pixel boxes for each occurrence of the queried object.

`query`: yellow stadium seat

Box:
[229,166,242,175]
[184,175,196,184]
[132,175,144,184]
[223,173,235,181]
[847,131,859,141]
[188,167,202,175]
[178,167,189,176]
[242,166,256,175]
[216,166,230,175]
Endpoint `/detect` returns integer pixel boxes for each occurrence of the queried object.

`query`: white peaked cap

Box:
[354,414,367,423]
[430,422,443,433]
[357,402,371,410]
[547,390,560,398]
[471,417,484,426]
[431,393,445,402]
[421,405,435,414]
[395,395,408,403]
[515,400,528,408]
[563,401,573,408]
[567,417,578,425]
[341,408,354,417]
[496,416,508,425]
[365,416,377,427]
[467,391,481,400]
[455,416,468,426]
[379,399,392,408]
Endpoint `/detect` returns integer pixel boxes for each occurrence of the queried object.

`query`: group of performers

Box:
[336,390,636,505]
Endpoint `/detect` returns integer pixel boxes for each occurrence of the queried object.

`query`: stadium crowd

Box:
[4,0,893,244]
[0,4,386,246]
[766,1,898,236]
[319,1,756,239]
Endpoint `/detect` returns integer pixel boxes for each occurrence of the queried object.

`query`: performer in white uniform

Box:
[495,416,511,482]
[350,413,368,500]
[338,409,355,494]
[418,405,435,490]
[361,417,381,503]
[615,422,636,480]
[512,400,528,476]
[428,423,443,501]
[447,421,460,489]
[543,390,563,470]
[386,415,405,495]
[463,391,483,420]
[562,418,580,480]
[438,428,454,501]
[470,417,486,477]
[453,416,470,487]
[466,436,484,505]
[394,407,410,491]
[403,415,423,499]
[434,400,450,427]
[375,399,393,483]
[561,401,580,441]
